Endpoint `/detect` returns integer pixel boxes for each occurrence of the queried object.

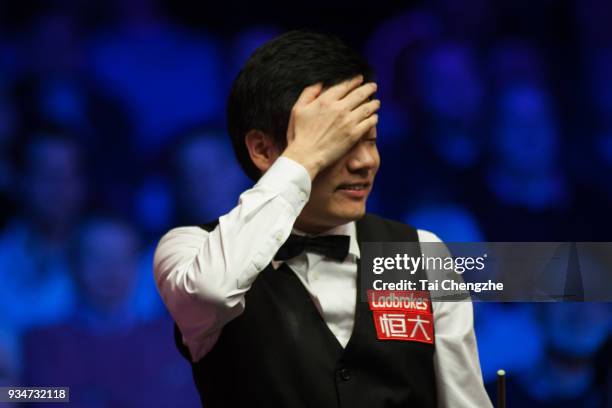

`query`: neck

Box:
[293,218,338,235]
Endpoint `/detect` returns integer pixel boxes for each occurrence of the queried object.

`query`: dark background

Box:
[0,0,610,406]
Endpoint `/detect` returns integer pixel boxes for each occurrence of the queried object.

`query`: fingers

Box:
[289,83,323,142]
[342,82,378,111]
[319,74,364,101]
[286,109,296,143]
[351,113,379,141]
[348,99,381,123]
[294,82,323,107]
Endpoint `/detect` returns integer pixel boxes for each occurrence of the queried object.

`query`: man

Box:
[154,30,492,407]
[0,130,84,385]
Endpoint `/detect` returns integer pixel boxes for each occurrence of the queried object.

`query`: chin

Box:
[332,204,366,222]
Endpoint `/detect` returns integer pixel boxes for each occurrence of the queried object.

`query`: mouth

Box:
[336,182,371,199]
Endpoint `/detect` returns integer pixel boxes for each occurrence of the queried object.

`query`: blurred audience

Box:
[87,0,225,158]
[133,126,251,326]
[0,129,85,382]
[414,41,485,171]
[12,10,134,214]
[474,82,574,240]
[21,217,199,407]
[487,303,612,407]
[169,127,250,226]
[387,40,487,217]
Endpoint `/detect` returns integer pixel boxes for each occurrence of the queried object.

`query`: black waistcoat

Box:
[174,213,437,408]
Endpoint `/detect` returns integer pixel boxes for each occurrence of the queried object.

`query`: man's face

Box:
[24,139,84,229]
[77,222,140,311]
[295,126,380,233]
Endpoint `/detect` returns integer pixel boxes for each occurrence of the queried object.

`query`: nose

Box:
[346,141,379,174]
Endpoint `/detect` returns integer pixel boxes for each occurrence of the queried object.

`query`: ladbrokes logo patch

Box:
[367,290,434,344]
[368,290,431,312]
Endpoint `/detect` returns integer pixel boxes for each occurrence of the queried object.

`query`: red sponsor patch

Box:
[367,290,434,344]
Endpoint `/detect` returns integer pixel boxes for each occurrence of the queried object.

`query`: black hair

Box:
[227,30,374,181]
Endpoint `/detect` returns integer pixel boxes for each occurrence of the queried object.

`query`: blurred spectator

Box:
[88,0,225,158]
[366,10,440,104]
[134,125,250,240]
[415,41,485,170]
[474,82,574,241]
[488,303,612,407]
[133,174,175,243]
[488,38,546,89]
[69,217,143,330]
[0,129,85,330]
[575,50,612,197]
[168,126,250,226]
[0,129,85,381]
[21,217,199,407]
[12,10,134,214]
[378,40,487,218]
[561,48,612,241]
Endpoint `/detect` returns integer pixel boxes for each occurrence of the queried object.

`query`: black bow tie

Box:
[274,234,350,262]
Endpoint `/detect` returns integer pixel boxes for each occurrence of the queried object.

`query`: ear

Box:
[245,130,282,174]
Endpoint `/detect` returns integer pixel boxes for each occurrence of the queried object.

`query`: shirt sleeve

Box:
[153,157,311,362]
[417,229,493,408]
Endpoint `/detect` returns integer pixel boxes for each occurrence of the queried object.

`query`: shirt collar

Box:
[272,221,360,269]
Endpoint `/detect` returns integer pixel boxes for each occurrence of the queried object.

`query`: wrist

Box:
[281,147,322,180]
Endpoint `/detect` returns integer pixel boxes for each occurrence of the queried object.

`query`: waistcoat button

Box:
[338,368,351,381]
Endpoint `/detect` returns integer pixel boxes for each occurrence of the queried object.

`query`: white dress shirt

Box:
[153,156,492,408]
